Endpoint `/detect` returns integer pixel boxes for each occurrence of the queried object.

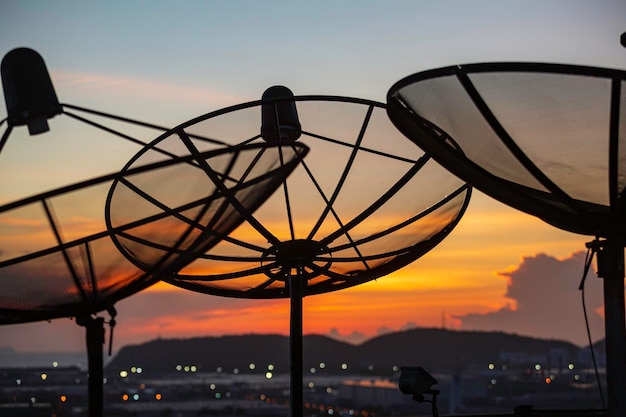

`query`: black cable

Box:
[61,103,227,145]
[0,124,13,155]
[578,242,606,410]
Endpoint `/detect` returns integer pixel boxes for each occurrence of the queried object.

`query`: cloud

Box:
[2,251,607,353]
[326,322,419,345]
[0,288,288,352]
[456,251,605,346]
[327,328,368,345]
[376,326,394,336]
[401,321,417,331]
[52,70,245,107]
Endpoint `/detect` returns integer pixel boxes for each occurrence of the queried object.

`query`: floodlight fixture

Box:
[399,366,438,396]
[399,366,440,417]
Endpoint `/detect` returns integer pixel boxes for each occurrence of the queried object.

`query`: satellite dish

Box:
[0,141,305,417]
[0,143,306,322]
[0,47,198,417]
[0,48,306,417]
[106,140,308,278]
[137,88,471,416]
[387,62,626,417]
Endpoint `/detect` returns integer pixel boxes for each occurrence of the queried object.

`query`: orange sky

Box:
[0,107,598,353]
[0,182,597,353]
[102,190,594,349]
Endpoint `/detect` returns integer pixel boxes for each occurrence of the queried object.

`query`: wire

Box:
[0,124,12,155]
[61,103,227,145]
[578,242,606,410]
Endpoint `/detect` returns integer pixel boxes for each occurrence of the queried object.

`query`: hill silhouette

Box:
[106,328,581,374]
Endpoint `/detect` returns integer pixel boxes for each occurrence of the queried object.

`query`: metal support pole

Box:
[80,316,105,417]
[289,272,304,417]
[596,242,626,417]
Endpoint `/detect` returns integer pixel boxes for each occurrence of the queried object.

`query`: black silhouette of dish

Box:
[387,62,626,417]
[1,47,307,417]
[159,95,471,297]
[387,62,626,239]
[141,91,471,417]
[0,142,306,324]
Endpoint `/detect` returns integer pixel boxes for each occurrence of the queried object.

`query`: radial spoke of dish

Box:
[176,129,280,246]
[454,70,587,215]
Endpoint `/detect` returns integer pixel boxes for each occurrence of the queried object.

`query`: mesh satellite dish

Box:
[0,144,303,321]
[387,62,626,417]
[125,87,471,416]
[0,48,306,417]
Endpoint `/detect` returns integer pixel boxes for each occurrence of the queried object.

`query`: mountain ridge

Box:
[106,327,586,374]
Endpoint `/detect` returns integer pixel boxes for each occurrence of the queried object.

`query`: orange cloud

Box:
[118,301,291,342]
[0,216,46,227]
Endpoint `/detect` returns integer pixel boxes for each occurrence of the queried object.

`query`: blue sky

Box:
[3,1,624,116]
[0,1,624,352]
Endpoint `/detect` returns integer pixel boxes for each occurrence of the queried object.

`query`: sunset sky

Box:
[0,1,624,354]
